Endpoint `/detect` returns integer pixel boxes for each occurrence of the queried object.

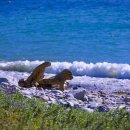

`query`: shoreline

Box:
[0,72,130,112]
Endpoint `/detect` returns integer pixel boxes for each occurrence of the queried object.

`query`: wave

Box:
[0,60,130,79]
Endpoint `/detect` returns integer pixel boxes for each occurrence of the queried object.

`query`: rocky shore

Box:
[0,77,130,112]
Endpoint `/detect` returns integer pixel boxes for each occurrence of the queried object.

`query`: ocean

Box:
[0,0,130,80]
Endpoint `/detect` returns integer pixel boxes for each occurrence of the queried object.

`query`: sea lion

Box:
[18,62,51,87]
[38,69,73,91]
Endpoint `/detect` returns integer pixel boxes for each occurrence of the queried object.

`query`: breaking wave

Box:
[0,60,130,79]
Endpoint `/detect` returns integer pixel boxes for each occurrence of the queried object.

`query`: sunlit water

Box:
[0,0,130,63]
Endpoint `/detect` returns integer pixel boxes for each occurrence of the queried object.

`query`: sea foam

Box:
[0,60,130,79]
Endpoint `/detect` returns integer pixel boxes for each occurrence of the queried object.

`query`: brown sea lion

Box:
[38,69,73,91]
[18,62,51,87]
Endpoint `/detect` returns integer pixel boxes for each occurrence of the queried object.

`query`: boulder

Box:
[72,89,86,101]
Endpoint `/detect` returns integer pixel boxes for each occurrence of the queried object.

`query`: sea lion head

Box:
[44,62,51,67]
[18,79,26,87]
[18,79,31,88]
[60,69,73,80]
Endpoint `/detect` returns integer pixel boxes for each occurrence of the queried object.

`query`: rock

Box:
[49,97,57,104]
[87,97,93,102]
[0,83,16,94]
[88,102,99,109]
[96,97,103,104]
[42,96,49,102]
[0,78,9,84]
[96,106,109,112]
[126,109,130,113]
[72,89,86,101]
[58,100,68,106]
[119,105,126,109]
[98,91,106,97]
[7,85,17,94]
[64,93,74,99]
[83,96,88,101]
[74,104,79,108]
[82,107,94,112]
[51,89,63,95]
[124,97,130,102]
[67,101,74,107]
[73,86,78,90]
[55,95,63,99]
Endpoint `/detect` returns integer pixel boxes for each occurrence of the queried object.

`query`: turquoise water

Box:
[0,0,130,63]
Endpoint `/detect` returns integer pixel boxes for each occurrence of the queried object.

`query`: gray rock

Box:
[0,83,16,94]
[42,96,49,102]
[51,90,63,94]
[58,100,68,106]
[96,106,109,112]
[74,104,79,108]
[49,97,57,104]
[88,102,99,109]
[0,78,9,84]
[64,93,74,99]
[72,89,86,101]
[82,107,94,112]
[96,98,103,104]
[124,97,130,102]
[55,95,63,99]
[83,96,88,101]
[118,105,126,109]
[67,101,74,107]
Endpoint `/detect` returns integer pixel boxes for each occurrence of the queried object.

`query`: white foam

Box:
[0,60,130,79]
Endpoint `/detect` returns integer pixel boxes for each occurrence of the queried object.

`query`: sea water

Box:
[0,0,130,80]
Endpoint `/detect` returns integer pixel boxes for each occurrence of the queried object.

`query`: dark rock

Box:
[0,78,9,84]
[72,89,86,101]
[124,97,130,102]
[73,86,78,90]
[96,106,109,112]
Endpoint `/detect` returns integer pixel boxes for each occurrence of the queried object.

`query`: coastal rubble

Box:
[0,77,130,112]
